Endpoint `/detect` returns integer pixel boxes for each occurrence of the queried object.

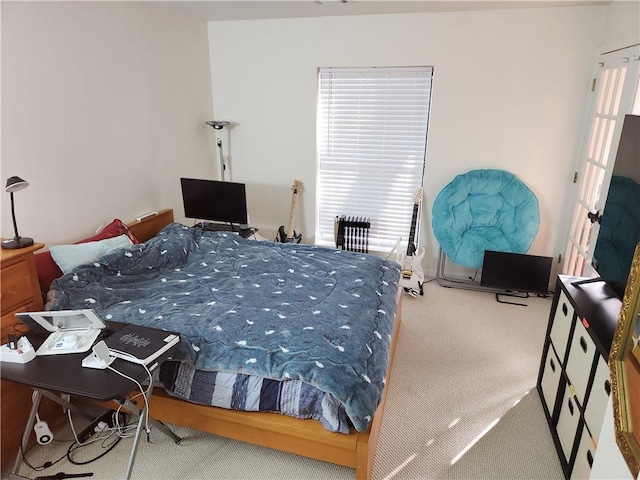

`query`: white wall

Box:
[2,1,635,274]
[207,5,606,273]
[601,0,640,50]
[591,2,640,474]
[591,397,634,480]
[1,2,215,245]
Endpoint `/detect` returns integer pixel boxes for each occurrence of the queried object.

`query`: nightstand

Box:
[1,242,45,340]
[1,243,47,467]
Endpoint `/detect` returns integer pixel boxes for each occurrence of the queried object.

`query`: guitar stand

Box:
[495,291,529,306]
[403,282,424,297]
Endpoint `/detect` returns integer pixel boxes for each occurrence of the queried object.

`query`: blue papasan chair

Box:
[432,169,540,289]
[592,175,640,290]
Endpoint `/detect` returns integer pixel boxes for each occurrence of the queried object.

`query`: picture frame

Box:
[610,241,640,477]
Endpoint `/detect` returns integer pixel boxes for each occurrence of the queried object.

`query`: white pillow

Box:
[50,234,133,274]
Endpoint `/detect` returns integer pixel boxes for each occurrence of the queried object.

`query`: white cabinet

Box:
[557,380,581,462]
[584,357,611,442]
[550,290,574,361]
[565,317,597,406]
[536,275,621,479]
[573,425,596,480]
[540,346,563,415]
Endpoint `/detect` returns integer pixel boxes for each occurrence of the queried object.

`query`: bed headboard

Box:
[127,209,174,242]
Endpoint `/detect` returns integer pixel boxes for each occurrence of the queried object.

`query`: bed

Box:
[36,209,403,479]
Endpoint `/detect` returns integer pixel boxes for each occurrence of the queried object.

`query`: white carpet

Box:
[374,282,562,479]
[4,281,564,480]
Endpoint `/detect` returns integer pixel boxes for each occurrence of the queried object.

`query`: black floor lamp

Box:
[2,176,34,250]
[206,121,230,181]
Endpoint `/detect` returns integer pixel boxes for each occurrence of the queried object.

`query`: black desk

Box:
[1,324,181,479]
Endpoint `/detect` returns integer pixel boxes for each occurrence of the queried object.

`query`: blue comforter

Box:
[47,223,401,431]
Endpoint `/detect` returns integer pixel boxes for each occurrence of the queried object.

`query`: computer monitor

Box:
[180,178,248,226]
[480,250,553,294]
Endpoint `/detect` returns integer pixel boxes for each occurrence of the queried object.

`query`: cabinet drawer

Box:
[550,290,574,362]
[584,355,610,442]
[571,424,595,480]
[0,379,36,465]
[540,343,562,418]
[1,302,36,343]
[557,378,580,463]
[565,318,596,406]
[0,260,35,313]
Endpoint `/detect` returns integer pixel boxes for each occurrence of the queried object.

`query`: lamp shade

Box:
[2,175,33,250]
[5,176,29,193]
[206,121,229,130]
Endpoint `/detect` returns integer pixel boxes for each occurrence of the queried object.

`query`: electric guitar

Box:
[276,180,303,244]
[401,188,425,297]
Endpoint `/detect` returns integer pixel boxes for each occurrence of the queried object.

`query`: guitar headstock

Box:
[413,188,423,205]
[292,180,303,194]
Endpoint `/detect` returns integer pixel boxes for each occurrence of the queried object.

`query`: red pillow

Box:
[35,219,139,294]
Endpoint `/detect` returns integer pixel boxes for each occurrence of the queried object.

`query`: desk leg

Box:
[124,404,146,480]
[117,397,181,444]
[37,389,95,422]
[11,390,41,475]
[117,378,181,480]
[11,389,99,475]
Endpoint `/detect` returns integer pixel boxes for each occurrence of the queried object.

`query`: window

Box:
[316,66,433,252]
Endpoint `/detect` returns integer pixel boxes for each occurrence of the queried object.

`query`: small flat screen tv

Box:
[180,178,248,226]
[480,250,553,294]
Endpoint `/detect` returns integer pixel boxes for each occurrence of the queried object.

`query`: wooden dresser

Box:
[1,243,44,340]
[1,243,45,467]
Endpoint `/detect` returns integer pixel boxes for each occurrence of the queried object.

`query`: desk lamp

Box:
[2,176,34,250]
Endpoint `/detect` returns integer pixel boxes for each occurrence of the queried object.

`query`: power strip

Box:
[77,409,118,443]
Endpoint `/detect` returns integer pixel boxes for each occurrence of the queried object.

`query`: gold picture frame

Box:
[611,241,640,477]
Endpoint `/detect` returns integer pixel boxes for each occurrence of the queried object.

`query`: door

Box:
[564,45,640,278]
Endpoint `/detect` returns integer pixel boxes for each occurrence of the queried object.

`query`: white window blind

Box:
[316,66,433,252]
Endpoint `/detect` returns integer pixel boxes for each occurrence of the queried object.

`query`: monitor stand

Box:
[495,291,529,307]
[195,222,258,239]
[198,222,234,232]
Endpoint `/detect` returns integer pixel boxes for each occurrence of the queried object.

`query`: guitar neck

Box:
[406,203,419,255]
[286,192,298,239]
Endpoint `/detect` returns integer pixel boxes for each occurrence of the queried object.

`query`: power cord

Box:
[23,355,154,472]
[20,391,79,472]
[20,440,68,472]
[105,350,153,435]
[64,407,135,466]
[66,428,123,466]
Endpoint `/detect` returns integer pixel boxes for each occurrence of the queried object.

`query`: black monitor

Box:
[180,178,248,226]
[480,250,553,294]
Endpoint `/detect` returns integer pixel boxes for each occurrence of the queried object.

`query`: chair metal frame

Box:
[436,247,530,305]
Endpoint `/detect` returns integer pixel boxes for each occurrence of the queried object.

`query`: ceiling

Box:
[157,0,611,22]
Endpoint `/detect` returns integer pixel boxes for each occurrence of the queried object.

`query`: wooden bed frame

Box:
[125,209,402,480]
